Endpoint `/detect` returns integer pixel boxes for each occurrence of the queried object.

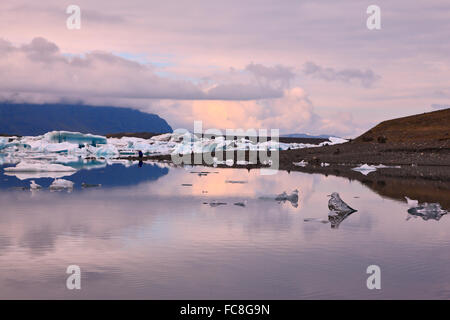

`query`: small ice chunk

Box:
[293,160,308,167]
[30,180,42,189]
[49,178,74,191]
[91,144,119,157]
[5,171,76,180]
[234,201,247,207]
[328,192,357,214]
[405,196,419,208]
[275,189,299,202]
[209,201,227,207]
[374,164,401,169]
[352,164,377,175]
[259,189,299,207]
[81,183,101,188]
[407,203,448,221]
[44,131,107,145]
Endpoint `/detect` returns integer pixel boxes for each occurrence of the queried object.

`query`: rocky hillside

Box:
[354,108,450,143]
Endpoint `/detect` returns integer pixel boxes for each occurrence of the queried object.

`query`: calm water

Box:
[0,162,449,299]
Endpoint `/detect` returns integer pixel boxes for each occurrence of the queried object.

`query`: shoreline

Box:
[118,140,450,209]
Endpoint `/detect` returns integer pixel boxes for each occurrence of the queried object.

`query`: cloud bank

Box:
[0,37,288,101]
[0,37,366,137]
[303,61,380,88]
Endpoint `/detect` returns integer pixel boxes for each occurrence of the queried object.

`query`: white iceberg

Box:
[44,131,107,145]
[49,178,74,191]
[352,164,377,175]
[405,196,419,208]
[4,161,77,172]
[30,180,42,189]
[326,137,348,145]
[293,160,308,167]
[5,171,76,180]
[328,192,357,214]
[407,203,448,221]
[374,164,401,169]
[89,144,119,157]
[260,189,299,207]
[275,189,299,202]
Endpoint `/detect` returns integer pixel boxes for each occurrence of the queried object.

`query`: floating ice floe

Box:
[4,171,76,180]
[328,192,357,214]
[405,196,419,208]
[29,180,42,189]
[293,160,308,167]
[44,131,107,145]
[327,193,358,228]
[351,164,377,175]
[260,189,299,207]
[49,178,74,191]
[352,163,401,175]
[322,137,348,145]
[234,201,247,207]
[213,158,234,167]
[4,161,77,172]
[275,189,299,202]
[374,164,401,169]
[303,193,357,228]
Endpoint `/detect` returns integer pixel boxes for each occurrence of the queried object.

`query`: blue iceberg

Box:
[44,131,107,145]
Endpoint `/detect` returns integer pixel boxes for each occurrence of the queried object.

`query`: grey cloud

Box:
[206,83,283,100]
[0,37,285,101]
[82,9,127,24]
[21,37,62,63]
[245,63,295,89]
[303,61,380,88]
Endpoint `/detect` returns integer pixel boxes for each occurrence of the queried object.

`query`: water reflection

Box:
[328,210,358,229]
[0,164,449,299]
[407,203,448,221]
[0,162,169,190]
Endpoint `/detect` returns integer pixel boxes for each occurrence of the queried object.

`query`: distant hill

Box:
[282,133,332,139]
[355,108,450,143]
[0,103,172,136]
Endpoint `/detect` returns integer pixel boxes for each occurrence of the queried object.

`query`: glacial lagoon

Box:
[0,162,449,299]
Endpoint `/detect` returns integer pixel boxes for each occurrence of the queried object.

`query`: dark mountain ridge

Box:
[0,102,172,136]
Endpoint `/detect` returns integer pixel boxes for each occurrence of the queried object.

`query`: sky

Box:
[0,0,449,137]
